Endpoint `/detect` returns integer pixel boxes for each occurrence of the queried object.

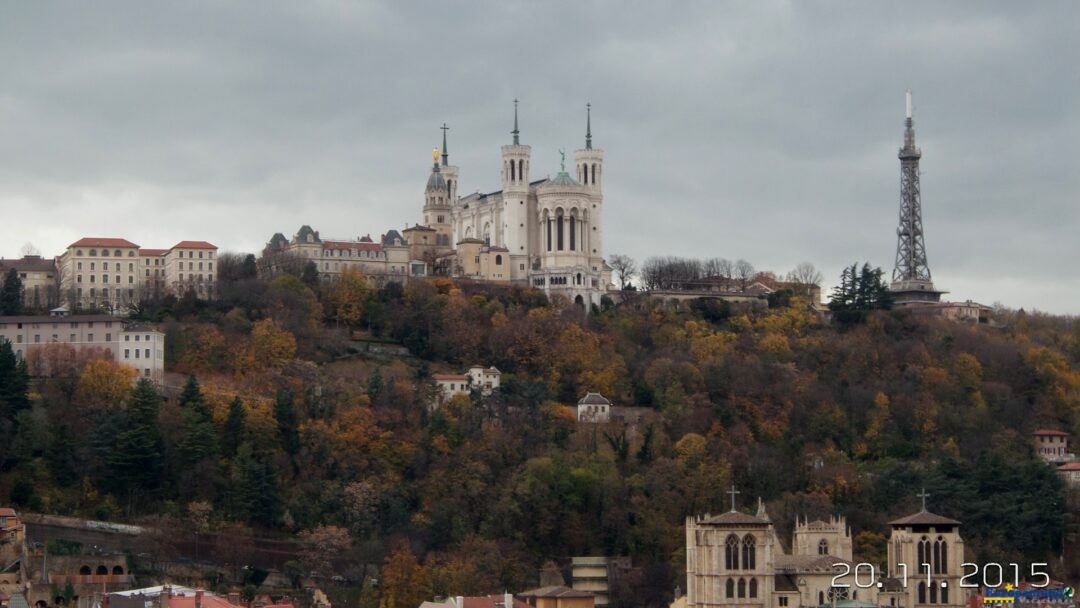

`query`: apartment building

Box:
[0,255,59,311]
[0,313,165,382]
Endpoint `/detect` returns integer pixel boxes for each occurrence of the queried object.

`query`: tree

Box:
[608,254,637,290]
[1,268,22,315]
[325,269,368,329]
[828,262,893,323]
[108,378,165,504]
[734,259,755,291]
[177,376,218,466]
[298,524,352,576]
[0,340,30,468]
[786,262,824,296]
[222,396,247,458]
[274,389,300,458]
[301,261,319,288]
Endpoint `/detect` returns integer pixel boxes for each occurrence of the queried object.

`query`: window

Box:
[145,348,150,358]
[742,534,756,569]
[105,333,111,341]
[124,349,130,358]
[725,579,734,599]
[748,578,757,598]
[725,534,739,570]
[779,597,788,607]
[819,539,829,555]
[77,262,83,270]
[737,578,745,599]
[135,349,140,359]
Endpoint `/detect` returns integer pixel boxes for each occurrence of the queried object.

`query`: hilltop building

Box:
[56,237,218,312]
[430,365,502,408]
[577,393,612,423]
[261,226,420,284]
[0,257,59,311]
[411,103,613,307]
[684,489,968,608]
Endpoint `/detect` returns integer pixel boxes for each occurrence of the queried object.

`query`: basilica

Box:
[683,491,968,608]
[404,102,613,307]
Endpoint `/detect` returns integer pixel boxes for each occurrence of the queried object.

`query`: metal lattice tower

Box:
[893,90,931,284]
[888,91,943,304]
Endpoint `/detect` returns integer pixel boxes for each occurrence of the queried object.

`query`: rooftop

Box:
[172,240,217,250]
[888,511,961,526]
[69,237,140,249]
[1033,429,1069,436]
[700,511,771,526]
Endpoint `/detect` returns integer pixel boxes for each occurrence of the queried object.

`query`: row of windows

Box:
[77,275,135,284]
[77,262,132,271]
[322,248,383,258]
[177,274,213,282]
[75,249,136,257]
[0,321,113,330]
[123,348,154,360]
[722,577,758,599]
[76,288,136,300]
[917,537,949,574]
[7,332,112,344]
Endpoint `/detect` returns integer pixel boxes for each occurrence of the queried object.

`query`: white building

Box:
[262,226,415,284]
[577,393,611,423]
[431,366,502,409]
[1032,429,1074,464]
[57,237,218,311]
[416,103,613,307]
[0,313,165,383]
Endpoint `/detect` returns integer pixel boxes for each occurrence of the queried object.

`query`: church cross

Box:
[728,485,740,512]
[917,488,930,512]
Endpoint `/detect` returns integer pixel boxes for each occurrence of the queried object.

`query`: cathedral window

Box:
[725,534,739,569]
[495,255,502,265]
[819,539,829,555]
[518,159,524,181]
[935,537,948,574]
[592,163,598,184]
[557,214,564,251]
[941,584,949,604]
[930,581,938,603]
[510,160,516,181]
[569,216,576,250]
[918,582,926,604]
[725,579,734,599]
[742,534,756,569]
[737,578,745,599]
[583,164,588,183]
[748,578,757,598]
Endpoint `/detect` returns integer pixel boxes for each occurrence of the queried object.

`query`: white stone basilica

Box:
[408,102,612,307]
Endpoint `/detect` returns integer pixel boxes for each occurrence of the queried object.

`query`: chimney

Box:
[196,589,204,608]
[504,593,513,608]
[455,596,464,608]
[161,587,172,608]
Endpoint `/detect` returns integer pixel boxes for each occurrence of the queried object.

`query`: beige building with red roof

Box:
[57,237,217,311]
[1032,429,1074,464]
[262,225,417,284]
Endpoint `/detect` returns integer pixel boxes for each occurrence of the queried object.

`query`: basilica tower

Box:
[424,147,453,250]
[501,100,531,277]
[440,123,459,204]
[574,103,604,266]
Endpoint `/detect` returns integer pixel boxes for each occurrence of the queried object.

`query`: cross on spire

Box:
[512,99,520,145]
[585,102,592,150]
[440,123,449,166]
[917,488,930,512]
[728,485,740,512]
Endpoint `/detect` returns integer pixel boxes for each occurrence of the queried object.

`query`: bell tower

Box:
[424,146,453,250]
[501,99,531,274]
[574,103,605,267]
[440,123,459,203]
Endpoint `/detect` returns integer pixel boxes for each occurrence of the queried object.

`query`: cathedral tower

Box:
[424,147,453,249]
[501,100,531,275]
[890,91,944,305]
[886,491,968,608]
[574,103,605,265]
[440,123,459,204]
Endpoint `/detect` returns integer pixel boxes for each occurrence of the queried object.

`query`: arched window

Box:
[819,539,829,555]
[819,592,824,605]
[918,582,927,604]
[583,164,589,183]
[749,578,758,598]
[737,578,746,599]
[938,537,948,574]
[79,566,91,575]
[592,163,598,184]
[546,215,552,251]
[112,565,124,575]
[569,216,576,250]
[933,539,941,574]
[918,536,930,571]
[930,581,938,603]
[742,534,756,569]
[518,159,524,181]
[725,534,739,570]
[941,584,949,604]
[510,160,516,181]
[725,579,734,598]
[495,255,502,265]
[96,565,108,575]
[557,212,564,251]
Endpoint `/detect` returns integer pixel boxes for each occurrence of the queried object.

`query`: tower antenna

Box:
[512,99,520,145]
[586,102,592,150]
[441,123,449,166]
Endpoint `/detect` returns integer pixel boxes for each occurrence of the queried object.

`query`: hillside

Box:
[2,271,1079,608]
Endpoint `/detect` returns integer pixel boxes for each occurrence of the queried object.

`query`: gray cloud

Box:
[0,1,1076,313]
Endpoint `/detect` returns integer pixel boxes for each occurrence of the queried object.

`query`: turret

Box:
[501,99,531,257]
[573,103,604,262]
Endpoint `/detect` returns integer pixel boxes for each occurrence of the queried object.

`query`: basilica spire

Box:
[441,123,449,167]
[512,99,520,145]
[585,102,592,150]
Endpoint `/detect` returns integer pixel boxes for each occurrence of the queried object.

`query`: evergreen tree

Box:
[301,262,319,289]
[177,376,218,465]
[222,396,247,459]
[241,254,258,279]
[0,340,30,466]
[367,368,384,401]
[274,389,300,457]
[108,379,164,500]
[829,261,893,323]
[229,441,279,526]
[0,269,22,315]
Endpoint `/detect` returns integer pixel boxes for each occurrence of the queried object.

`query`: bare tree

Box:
[20,242,39,257]
[786,262,824,296]
[734,259,755,291]
[608,254,637,290]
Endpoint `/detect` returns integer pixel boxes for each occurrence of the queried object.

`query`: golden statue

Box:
[433,147,441,163]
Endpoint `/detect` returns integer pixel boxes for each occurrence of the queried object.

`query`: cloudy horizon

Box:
[1,1,1076,314]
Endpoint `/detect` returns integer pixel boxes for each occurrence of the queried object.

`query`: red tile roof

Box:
[1033,429,1069,436]
[1057,463,1080,471]
[139,249,169,256]
[171,241,217,250]
[69,237,139,249]
[433,374,469,381]
[888,511,961,526]
[323,240,381,251]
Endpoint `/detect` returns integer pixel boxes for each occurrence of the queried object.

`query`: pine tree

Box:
[108,378,164,500]
[0,269,22,315]
[177,376,218,465]
[222,396,246,459]
[274,389,300,457]
[229,441,279,526]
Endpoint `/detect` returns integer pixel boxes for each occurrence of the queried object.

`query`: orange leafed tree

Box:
[75,358,137,410]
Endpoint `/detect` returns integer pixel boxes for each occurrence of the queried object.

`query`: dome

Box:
[546,171,581,188]
[426,166,447,192]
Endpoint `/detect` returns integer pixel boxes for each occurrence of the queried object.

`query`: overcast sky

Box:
[1,2,1077,313]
